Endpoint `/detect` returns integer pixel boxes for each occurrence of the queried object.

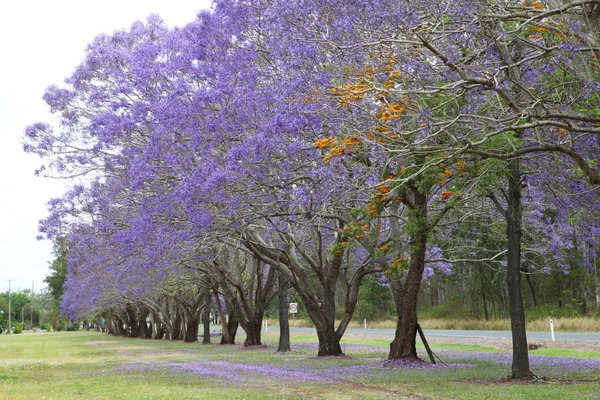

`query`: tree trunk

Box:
[388,228,427,359]
[277,273,291,352]
[389,185,427,360]
[479,265,489,321]
[183,313,199,343]
[137,307,150,339]
[522,262,538,308]
[595,259,600,312]
[313,283,343,356]
[154,323,165,340]
[316,326,343,356]
[203,288,212,344]
[242,317,263,346]
[125,305,140,338]
[171,306,182,341]
[221,312,238,345]
[506,158,534,379]
[139,315,151,339]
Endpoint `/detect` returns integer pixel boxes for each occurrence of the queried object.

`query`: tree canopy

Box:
[25,0,600,379]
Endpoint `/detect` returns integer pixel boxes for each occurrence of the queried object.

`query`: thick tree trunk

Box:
[112,315,125,336]
[221,312,238,345]
[203,288,212,344]
[506,158,534,379]
[242,317,263,346]
[314,284,343,356]
[316,326,343,356]
[277,273,290,352]
[125,305,140,338]
[389,185,427,360]
[523,263,538,308]
[154,323,165,340]
[388,229,427,360]
[183,313,199,343]
[171,307,182,341]
[139,315,151,339]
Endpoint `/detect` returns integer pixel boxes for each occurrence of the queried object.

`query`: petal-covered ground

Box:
[114,342,600,388]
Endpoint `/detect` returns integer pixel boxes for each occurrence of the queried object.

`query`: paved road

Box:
[287,327,600,342]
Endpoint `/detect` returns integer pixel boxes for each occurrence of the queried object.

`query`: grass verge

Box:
[0,331,598,399]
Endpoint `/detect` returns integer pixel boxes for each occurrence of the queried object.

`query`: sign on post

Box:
[289,303,298,314]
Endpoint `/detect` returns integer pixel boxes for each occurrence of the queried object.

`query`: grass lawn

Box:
[0,331,598,399]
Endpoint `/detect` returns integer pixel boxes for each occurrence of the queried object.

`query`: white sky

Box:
[0,0,212,293]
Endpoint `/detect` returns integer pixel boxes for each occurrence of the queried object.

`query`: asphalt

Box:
[286,327,600,342]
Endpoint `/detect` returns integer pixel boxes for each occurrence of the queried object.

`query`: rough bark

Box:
[388,227,427,359]
[506,158,534,379]
[316,326,343,356]
[183,313,200,343]
[203,288,212,344]
[221,309,238,345]
[277,273,290,352]
[388,184,427,360]
[522,262,538,308]
[125,305,140,338]
[139,314,151,339]
[242,318,263,346]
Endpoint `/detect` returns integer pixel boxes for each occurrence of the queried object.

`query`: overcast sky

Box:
[0,0,212,293]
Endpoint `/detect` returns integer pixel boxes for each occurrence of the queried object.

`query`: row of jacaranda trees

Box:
[26,0,600,379]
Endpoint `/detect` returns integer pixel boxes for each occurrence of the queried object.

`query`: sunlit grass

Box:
[530,347,600,360]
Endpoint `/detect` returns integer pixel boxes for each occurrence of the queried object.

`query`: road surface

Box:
[286,327,600,342]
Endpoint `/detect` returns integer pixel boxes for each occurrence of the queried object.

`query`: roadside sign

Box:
[289,303,298,313]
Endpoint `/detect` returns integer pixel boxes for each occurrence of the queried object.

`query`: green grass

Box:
[530,347,600,360]
[0,331,598,399]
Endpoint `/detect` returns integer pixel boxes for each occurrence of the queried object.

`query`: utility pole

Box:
[5,279,14,334]
[31,281,35,331]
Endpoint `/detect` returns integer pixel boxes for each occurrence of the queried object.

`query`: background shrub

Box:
[525,305,580,321]
[13,323,23,334]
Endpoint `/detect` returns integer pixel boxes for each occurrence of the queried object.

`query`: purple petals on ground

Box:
[381,359,475,370]
[436,351,600,374]
[114,346,600,388]
[165,361,338,384]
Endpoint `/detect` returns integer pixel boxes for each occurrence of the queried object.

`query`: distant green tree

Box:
[0,292,32,323]
[45,237,68,302]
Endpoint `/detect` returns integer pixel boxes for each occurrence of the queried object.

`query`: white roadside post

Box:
[364,319,367,330]
[550,319,555,342]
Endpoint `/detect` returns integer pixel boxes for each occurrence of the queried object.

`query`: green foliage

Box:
[45,238,69,303]
[525,304,581,321]
[55,319,65,332]
[13,323,23,334]
[419,295,479,320]
[66,325,79,331]
[354,277,393,321]
[0,292,32,322]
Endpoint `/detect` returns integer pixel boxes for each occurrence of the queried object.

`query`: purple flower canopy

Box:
[22,0,600,322]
